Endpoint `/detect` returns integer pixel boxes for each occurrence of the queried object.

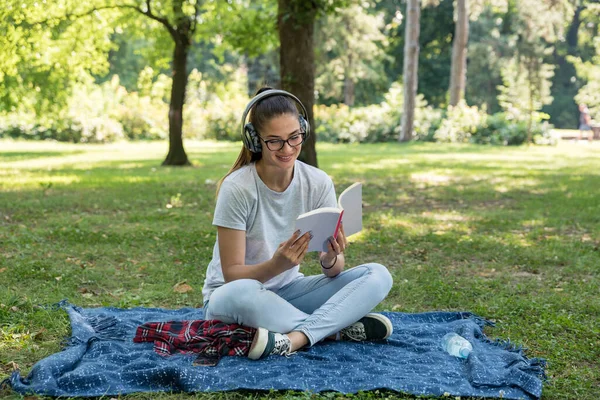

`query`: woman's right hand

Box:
[272,230,312,270]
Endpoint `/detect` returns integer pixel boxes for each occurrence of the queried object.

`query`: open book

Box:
[295,182,362,253]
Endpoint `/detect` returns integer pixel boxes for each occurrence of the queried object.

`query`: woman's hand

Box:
[320,224,348,268]
[272,230,312,270]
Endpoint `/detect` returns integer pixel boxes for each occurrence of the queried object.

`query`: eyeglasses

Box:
[260,133,306,151]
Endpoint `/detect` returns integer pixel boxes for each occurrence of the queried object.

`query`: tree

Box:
[400,0,421,142]
[277,0,319,166]
[0,1,116,116]
[449,0,469,106]
[2,0,205,165]
[154,0,196,165]
[277,0,347,167]
[110,1,267,166]
[314,3,390,106]
[378,0,454,108]
[465,0,572,126]
[1,0,275,165]
[572,2,600,118]
[545,0,600,128]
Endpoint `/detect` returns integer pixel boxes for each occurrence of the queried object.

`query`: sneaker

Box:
[340,313,393,341]
[247,327,293,360]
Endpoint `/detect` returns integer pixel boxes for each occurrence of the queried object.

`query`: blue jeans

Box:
[204,263,393,346]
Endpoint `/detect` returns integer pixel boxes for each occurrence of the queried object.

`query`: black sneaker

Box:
[248,328,293,360]
[340,313,393,341]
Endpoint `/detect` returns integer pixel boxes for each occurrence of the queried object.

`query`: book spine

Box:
[333,210,344,239]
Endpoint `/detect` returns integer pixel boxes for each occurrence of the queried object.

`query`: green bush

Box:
[471,112,555,146]
[0,114,124,143]
[0,74,556,146]
[202,98,244,141]
[184,69,249,141]
[471,113,527,145]
[433,102,487,143]
[314,83,444,144]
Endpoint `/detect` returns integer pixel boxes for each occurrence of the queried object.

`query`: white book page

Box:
[295,207,342,252]
[338,182,362,237]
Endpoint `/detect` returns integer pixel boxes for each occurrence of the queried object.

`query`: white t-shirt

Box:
[202,160,337,302]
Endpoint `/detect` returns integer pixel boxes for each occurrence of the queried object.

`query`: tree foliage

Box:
[0,0,116,114]
[1,0,279,165]
[2,0,600,148]
[315,1,390,106]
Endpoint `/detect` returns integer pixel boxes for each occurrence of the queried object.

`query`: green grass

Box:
[1,139,599,400]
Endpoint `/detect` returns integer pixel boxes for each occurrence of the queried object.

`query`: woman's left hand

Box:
[321,224,348,267]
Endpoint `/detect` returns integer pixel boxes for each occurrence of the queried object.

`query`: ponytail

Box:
[215,147,261,197]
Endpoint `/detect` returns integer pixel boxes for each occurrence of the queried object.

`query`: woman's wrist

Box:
[320,254,337,270]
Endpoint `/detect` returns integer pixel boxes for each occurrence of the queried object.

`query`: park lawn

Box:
[0,139,599,400]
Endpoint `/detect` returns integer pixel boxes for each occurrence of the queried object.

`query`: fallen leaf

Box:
[7,361,19,371]
[173,282,193,293]
[32,328,47,340]
[477,269,496,277]
[0,268,6,273]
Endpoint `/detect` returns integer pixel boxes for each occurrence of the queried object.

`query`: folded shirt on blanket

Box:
[133,319,256,366]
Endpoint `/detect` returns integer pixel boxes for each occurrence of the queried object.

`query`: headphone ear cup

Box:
[299,115,310,140]
[243,123,262,153]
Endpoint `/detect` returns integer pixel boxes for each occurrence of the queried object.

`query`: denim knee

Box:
[206,279,263,318]
[364,262,393,301]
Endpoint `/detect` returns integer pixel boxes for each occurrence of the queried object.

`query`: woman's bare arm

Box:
[218,226,311,283]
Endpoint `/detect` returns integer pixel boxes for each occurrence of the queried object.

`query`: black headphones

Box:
[240,89,310,153]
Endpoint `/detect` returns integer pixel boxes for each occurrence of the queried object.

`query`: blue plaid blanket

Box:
[4,302,546,399]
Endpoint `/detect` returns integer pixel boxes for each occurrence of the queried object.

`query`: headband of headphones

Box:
[240,89,310,153]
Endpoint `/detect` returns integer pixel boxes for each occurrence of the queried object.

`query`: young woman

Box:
[202,87,393,360]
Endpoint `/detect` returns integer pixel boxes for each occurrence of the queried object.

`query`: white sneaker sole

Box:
[247,327,269,360]
[366,312,393,339]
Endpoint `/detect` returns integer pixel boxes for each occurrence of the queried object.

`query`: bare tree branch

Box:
[26,3,177,40]
[128,1,177,40]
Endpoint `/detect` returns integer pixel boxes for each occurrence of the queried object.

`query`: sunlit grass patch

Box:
[0,326,40,352]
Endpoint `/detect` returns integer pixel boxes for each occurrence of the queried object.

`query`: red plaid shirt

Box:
[133,319,256,366]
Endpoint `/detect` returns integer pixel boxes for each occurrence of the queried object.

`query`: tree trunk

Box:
[527,58,534,144]
[400,0,421,142]
[566,5,583,54]
[278,0,318,167]
[343,75,355,106]
[449,0,469,106]
[162,40,191,166]
[344,54,355,106]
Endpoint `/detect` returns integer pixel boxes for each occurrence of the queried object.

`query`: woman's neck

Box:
[255,160,294,192]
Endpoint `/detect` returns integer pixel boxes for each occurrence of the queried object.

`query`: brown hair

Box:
[216,87,300,196]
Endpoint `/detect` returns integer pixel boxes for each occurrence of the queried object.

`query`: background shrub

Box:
[0,77,555,146]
